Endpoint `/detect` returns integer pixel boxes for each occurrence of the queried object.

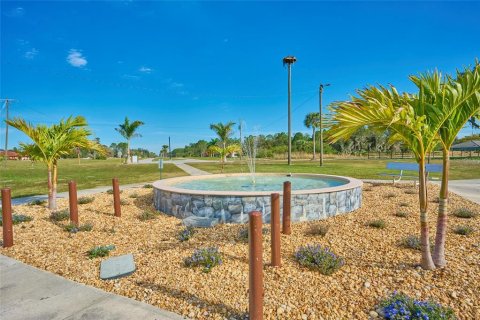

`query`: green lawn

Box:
[189,158,480,180]
[1,159,187,198]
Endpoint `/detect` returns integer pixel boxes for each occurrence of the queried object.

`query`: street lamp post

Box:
[319,83,330,166]
[283,56,297,166]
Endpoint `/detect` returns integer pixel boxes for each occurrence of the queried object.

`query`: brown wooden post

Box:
[282,181,291,235]
[270,193,281,267]
[112,178,121,217]
[249,211,263,320]
[68,181,79,226]
[1,188,14,247]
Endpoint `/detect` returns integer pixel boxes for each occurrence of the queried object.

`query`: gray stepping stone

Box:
[100,254,136,280]
[183,215,219,228]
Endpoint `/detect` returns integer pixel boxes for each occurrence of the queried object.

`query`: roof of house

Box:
[0,149,20,157]
[451,140,480,151]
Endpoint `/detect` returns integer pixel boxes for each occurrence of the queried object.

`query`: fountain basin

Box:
[153,173,362,224]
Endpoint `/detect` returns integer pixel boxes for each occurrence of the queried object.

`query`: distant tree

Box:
[304,112,320,159]
[209,121,236,165]
[115,117,144,164]
[161,145,169,158]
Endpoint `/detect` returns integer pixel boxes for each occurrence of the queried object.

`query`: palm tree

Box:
[328,78,459,270]
[115,117,144,164]
[412,64,480,267]
[161,145,169,158]
[6,116,104,210]
[209,121,235,164]
[304,112,320,159]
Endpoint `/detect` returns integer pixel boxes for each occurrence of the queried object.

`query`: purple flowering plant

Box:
[184,247,222,273]
[294,244,344,275]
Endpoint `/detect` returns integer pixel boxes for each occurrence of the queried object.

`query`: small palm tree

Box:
[304,112,320,159]
[161,145,169,158]
[115,117,144,164]
[210,121,235,163]
[6,116,104,210]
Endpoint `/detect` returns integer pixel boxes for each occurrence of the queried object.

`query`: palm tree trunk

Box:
[51,161,58,211]
[312,128,316,160]
[433,147,449,267]
[222,142,227,163]
[47,165,54,210]
[418,158,436,270]
[127,140,131,164]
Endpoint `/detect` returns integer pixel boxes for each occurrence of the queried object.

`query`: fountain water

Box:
[243,135,258,184]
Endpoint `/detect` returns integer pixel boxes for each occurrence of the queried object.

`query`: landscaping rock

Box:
[100,254,136,280]
[182,215,218,228]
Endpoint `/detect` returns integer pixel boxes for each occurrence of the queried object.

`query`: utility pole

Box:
[1,98,15,162]
[319,84,330,166]
[283,56,297,166]
[168,136,172,160]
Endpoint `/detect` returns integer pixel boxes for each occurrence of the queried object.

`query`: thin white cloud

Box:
[139,66,153,73]
[24,48,39,59]
[66,49,87,68]
[5,7,25,17]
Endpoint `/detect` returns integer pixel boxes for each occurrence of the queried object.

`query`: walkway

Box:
[0,255,185,320]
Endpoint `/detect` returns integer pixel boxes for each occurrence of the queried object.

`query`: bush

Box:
[395,211,409,218]
[294,244,344,275]
[453,225,474,236]
[138,210,159,221]
[184,247,222,273]
[87,245,115,259]
[400,235,435,251]
[404,189,417,195]
[50,209,69,222]
[106,189,123,195]
[28,199,46,206]
[178,226,196,242]
[306,224,329,237]
[143,184,154,189]
[453,208,477,219]
[129,193,139,199]
[368,219,386,229]
[237,226,269,242]
[78,196,94,205]
[385,192,396,199]
[64,222,93,233]
[120,199,129,205]
[378,292,455,320]
[0,214,33,226]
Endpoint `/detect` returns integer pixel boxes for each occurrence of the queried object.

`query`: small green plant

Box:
[87,245,115,259]
[50,209,69,222]
[178,226,196,242]
[399,202,409,207]
[184,247,222,273]
[77,196,94,205]
[453,208,477,219]
[236,226,269,242]
[306,224,329,237]
[0,214,33,226]
[120,199,129,205]
[384,192,396,199]
[64,222,93,233]
[143,184,154,189]
[367,219,386,229]
[404,189,417,195]
[395,211,409,218]
[106,189,114,194]
[138,210,159,221]
[400,235,435,251]
[129,193,139,199]
[378,292,455,319]
[453,225,474,236]
[28,199,46,206]
[295,244,344,275]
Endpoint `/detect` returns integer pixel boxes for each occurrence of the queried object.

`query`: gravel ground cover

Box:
[1,183,479,319]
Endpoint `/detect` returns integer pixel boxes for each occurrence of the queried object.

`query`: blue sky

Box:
[1,1,479,152]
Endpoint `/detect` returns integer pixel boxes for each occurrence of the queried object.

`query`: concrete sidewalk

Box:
[0,255,185,320]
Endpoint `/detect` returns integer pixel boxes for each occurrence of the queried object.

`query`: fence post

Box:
[112,178,121,217]
[249,211,263,320]
[68,181,79,226]
[270,193,281,267]
[1,188,14,247]
[282,181,291,235]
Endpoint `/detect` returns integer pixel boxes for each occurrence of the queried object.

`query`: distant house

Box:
[451,140,480,151]
[0,149,30,160]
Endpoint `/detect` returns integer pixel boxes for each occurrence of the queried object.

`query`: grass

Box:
[77,196,94,204]
[306,224,330,236]
[1,158,187,198]
[367,219,386,229]
[138,210,159,221]
[453,208,477,219]
[395,211,409,218]
[188,158,479,180]
[64,222,93,233]
[50,209,69,222]
[453,225,474,236]
[0,213,33,226]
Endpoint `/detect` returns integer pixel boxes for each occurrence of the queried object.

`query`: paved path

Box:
[171,161,210,176]
[0,255,185,320]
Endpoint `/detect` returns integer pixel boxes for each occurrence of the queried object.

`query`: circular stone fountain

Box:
[153,173,362,225]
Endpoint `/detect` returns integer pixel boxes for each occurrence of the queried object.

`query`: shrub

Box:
[143,184,154,189]
[453,225,474,236]
[28,199,46,206]
[64,222,93,233]
[0,214,33,226]
[184,247,222,273]
[50,209,69,222]
[87,245,115,259]
[294,244,344,275]
[400,235,435,251]
[368,219,386,229]
[237,226,269,242]
[378,292,455,320]
[77,196,94,204]
[306,224,329,237]
[385,192,396,199]
[178,226,196,242]
[106,189,123,195]
[395,211,409,218]
[453,208,477,219]
[138,210,159,221]
[404,189,417,195]
[129,193,139,199]
[120,199,129,205]
[399,202,409,207]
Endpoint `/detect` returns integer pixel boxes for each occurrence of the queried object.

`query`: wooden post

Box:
[68,181,79,226]
[249,211,263,320]
[1,188,14,247]
[282,181,291,235]
[270,193,281,267]
[112,178,121,217]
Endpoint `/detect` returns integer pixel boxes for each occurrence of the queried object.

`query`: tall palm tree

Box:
[304,112,320,159]
[412,64,480,267]
[6,116,104,210]
[161,145,169,158]
[210,121,235,163]
[115,117,144,164]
